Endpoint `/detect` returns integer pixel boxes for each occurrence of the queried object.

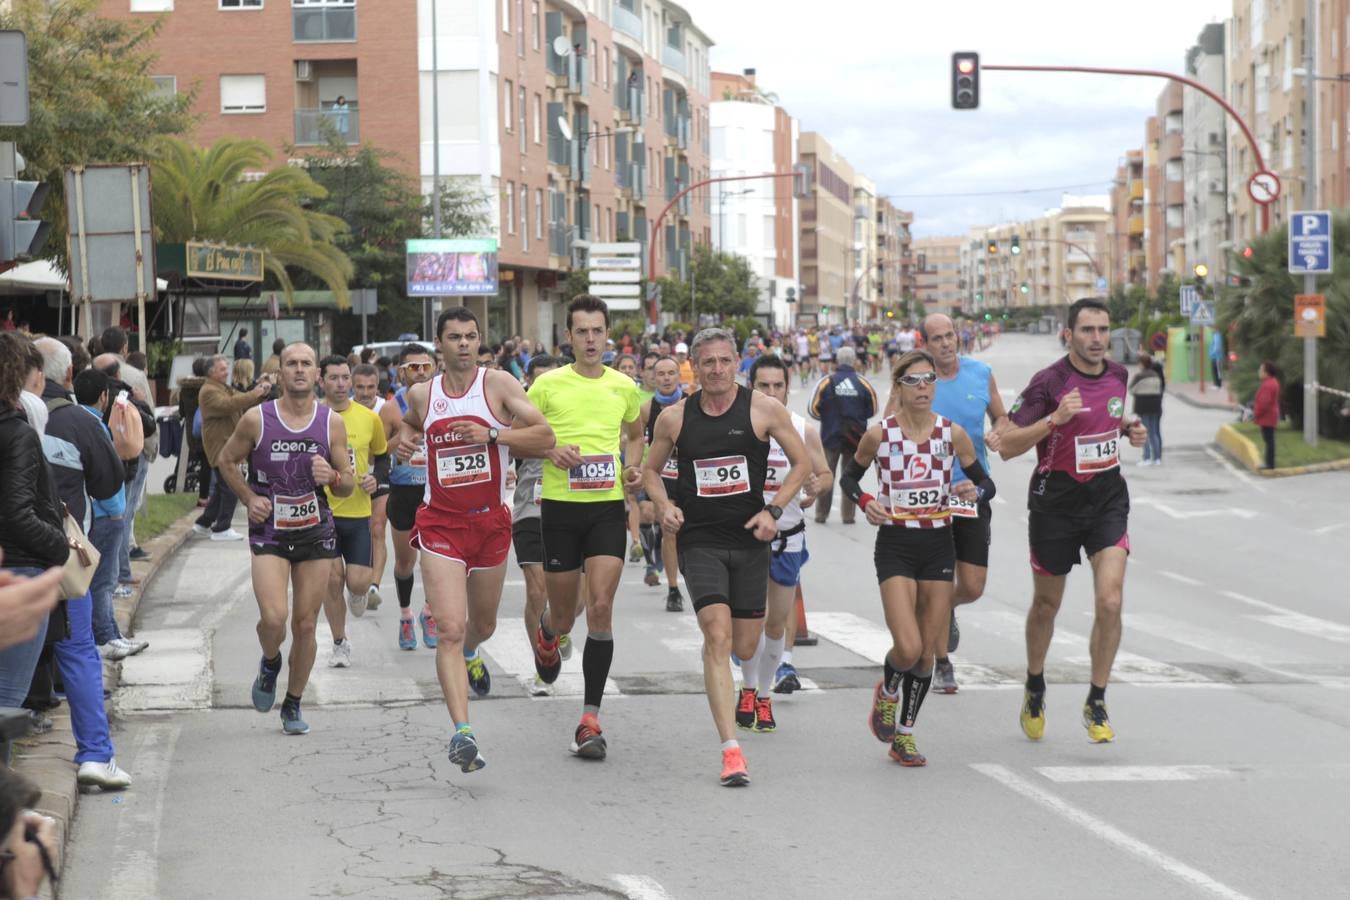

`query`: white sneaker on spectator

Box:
[112,636,149,656]
[113,584,134,598]
[191,524,211,536]
[77,758,132,790]
[328,638,352,668]
[100,642,131,661]
[210,528,244,542]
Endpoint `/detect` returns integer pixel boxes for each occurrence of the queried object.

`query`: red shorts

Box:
[410,503,512,572]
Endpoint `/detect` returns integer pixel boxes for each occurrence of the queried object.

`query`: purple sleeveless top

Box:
[248,401,335,545]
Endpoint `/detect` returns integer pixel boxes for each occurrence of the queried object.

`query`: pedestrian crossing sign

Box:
[1189,300,1215,326]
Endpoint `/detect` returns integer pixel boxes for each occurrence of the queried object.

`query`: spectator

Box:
[0,768,59,898]
[1129,352,1165,466]
[232,358,255,393]
[18,338,46,437]
[0,333,69,717]
[497,340,524,379]
[261,337,285,379]
[175,357,211,504]
[193,355,269,540]
[95,340,158,573]
[0,560,61,653]
[808,345,877,524]
[332,95,350,136]
[1209,329,1225,389]
[233,326,253,362]
[1254,360,1281,470]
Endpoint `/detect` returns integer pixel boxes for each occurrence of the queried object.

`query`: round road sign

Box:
[1248,170,1281,204]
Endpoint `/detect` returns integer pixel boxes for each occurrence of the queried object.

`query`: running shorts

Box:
[512,519,544,568]
[250,531,340,563]
[873,526,955,583]
[679,544,769,618]
[539,499,627,572]
[387,484,423,532]
[411,503,512,572]
[769,543,810,588]
[951,501,993,568]
[1028,505,1130,577]
[332,516,373,567]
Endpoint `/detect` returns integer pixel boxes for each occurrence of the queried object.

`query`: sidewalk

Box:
[1168,379,1240,412]
[7,506,199,892]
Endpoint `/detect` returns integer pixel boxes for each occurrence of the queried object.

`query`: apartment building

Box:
[101,0,713,346]
[1145,80,1186,290]
[1316,0,1350,210]
[911,236,963,319]
[875,197,915,316]
[971,197,1110,311]
[851,175,879,322]
[797,131,856,325]
[1183,23,1230,284]
[709,68,799,331]
[1109,149,1146,289]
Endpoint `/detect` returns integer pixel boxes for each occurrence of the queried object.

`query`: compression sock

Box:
[395,574,415,610]
[639,524,657,566]
[582,632,614,711]
[463,646,479,660]
[897,669,932,735]
[756,634,786,696]
[1026,670,1047,694]
[740,633,764,690]
[282,692,302,709]
[882,652,904,698]
[780,649,794,667]
[539,610,556,642]
[1087,683,1106,704]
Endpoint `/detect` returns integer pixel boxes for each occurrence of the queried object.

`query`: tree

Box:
[151,136,355,307]
[0,0,194,271]
[657,244,759,320]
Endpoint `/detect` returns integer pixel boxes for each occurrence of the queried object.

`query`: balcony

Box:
[616,84,643,124]
[1128,179,1144,200]
[293,2,355,42]
[549,222,569,258]
[612,2,643,42]
[661,43,686,76]
[294,104,359,144]
[1127,215,1144,235]
[567,54,588,97]
[664,115,689,149]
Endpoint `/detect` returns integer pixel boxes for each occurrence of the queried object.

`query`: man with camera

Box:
[193,355,272,541]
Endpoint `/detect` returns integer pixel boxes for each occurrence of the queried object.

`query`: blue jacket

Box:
[808,365,877,450]
[40,379,124,529]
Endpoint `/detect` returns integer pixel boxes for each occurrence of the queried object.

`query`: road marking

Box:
[1204,445,1266,493]
[1220,590,1350,644]
[1313,521,1348,535]
[1159,569,1203,587]
[973,764,1251,900]
[481,629,622,699]
[613,874,673,899]
[110,722,182,899]
[1133,496,1258,520]
[1037,765,1242,783]
[809,611,1020,687]
[1127,612,1350,685]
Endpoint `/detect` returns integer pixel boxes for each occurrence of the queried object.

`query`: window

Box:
[531,1,540,50]
[516,0,524,56]
[507,181,516,234]
[535,188,544,239]
[220,74,266,113]
[292,0,355,42]
[591,40,598,82]
[503,80,514,131]
[520,185,529,251]
[502,0,510,32]
[131,0,173,10]
[150,75,178,98]
[519,85,526,152]
[532,93,542,144]
[220,0,263,7]
[602,48,610,88]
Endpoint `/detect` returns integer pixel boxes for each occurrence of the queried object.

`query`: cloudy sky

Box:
[678,0,1233,237]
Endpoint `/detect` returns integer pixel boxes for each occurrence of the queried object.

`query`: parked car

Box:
[349,340,435,361]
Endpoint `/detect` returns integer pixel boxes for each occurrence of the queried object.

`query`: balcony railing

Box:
[617,84,643,123]
[294,106,359,144]
[568,55,588,96]
[293,5,355,42]
[661,43,686,75]
[549,222,569,257]
[612,3,642,42]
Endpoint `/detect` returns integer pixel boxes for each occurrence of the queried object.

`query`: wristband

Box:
[858,492,876,511]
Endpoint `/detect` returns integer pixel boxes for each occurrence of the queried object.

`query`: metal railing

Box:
[612,3,642,41]
[661,43,686,75]
[294,106,359,144]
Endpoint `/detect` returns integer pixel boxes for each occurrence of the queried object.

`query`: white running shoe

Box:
[112,636,149,656]
[210,528,244,542]
[328,638,352,668]
[528,674,552,697]
[346,589,368,618]
[365,584,382,611]
[191,524,211,536]
[77,758,132,790]
[100,642,131,661]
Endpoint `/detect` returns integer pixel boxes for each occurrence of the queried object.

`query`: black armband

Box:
[840,457,870,506]
[962,459,997,502]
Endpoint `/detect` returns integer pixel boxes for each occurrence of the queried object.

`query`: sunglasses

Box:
[402,362,434,373]
[895,372,937,386]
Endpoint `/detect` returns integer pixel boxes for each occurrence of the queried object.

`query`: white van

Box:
[349,340,435,362]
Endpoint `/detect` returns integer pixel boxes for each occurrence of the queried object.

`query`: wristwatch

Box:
[487,427,499,444]
[764,503,783,521]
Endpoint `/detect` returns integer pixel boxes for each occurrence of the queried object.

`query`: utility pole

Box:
[1302,2,1319,446]
[427,0,443,343]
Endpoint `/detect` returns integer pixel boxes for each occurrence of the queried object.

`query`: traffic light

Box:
[1227,274,1252,288]
[983,313,992,321]
[1019,282,1029,295]
[1242,245,1254,258]
[1010,235,1021,255]
[0,177,51,263]
[986,238,998,255]
[792,162,813,199]
[951,52,980,110]
[1193,262,1208,297]
[974,290,983,302]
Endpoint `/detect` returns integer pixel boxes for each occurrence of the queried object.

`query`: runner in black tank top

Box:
[674,386,769,552]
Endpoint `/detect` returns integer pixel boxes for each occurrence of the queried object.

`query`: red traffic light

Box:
[957,59,975,75]
[1242,246,1253,258]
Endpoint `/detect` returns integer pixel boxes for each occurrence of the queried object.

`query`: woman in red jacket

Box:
[1253,360,1281,469]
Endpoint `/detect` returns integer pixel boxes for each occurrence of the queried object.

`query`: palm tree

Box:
[151,136,355,307]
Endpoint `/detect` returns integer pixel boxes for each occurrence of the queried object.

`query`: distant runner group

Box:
[210,295,1147,784]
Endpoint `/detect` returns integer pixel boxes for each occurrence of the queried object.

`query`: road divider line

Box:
[1217,590,1350,644]
[1159,569,1204,587]
[613,874,673,899]
[1036,765,1242,783]
[1204,445,1266,493]
[972,763,1251,900]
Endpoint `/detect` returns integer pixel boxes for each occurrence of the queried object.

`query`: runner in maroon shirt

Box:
[999,298,1147,745]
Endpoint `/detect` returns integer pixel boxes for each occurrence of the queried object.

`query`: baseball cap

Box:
[602,350,617,364]
[675,342,689,354]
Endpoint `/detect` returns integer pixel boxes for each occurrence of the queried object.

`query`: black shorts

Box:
[1028,506,1130,577]
[512,518,543,567]
[874,526,955,583]
[387,484,424,532]
[952,501,993,567]
[250,532,339,563]
[540,499,627,572]
[332,516,372,567]
[678,544,769,618]
[373,483,391,500]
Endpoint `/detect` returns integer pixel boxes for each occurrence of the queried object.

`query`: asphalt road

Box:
[66,334,1350,899]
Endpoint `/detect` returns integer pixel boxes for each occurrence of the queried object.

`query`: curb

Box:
[8,504,201,888]
[1214,423,1350,477]
[1168,385,1240,412]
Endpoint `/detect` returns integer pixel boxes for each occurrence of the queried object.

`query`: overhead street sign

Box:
[1288,210,1332,275]
[1248,170,1281,204]
[1189,300,1215,326]
[586,241,641,310]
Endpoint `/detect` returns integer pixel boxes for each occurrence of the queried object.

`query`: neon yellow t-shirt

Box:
[531,364,640,502]
[325,400,388,519]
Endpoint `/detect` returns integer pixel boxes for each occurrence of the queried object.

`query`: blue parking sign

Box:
[1288,211,1332,274]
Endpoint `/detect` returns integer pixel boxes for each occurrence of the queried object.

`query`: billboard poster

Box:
[406,238,499,296]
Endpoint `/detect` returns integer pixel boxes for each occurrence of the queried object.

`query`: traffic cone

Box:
[793,584,817,647]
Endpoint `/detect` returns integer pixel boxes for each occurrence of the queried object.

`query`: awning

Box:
[0,259,169,293]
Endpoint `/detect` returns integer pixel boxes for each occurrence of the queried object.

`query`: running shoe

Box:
[889,733,926,767]
[346,588,368,618]
[398,613,416,651]
[280,700,309,735]
[666,586,684,612]
[528,674,552,697]
[753,695,776,733]
[1082,700,1115,743]
[251,657,280,712]
[76,758,132,790]
[628,542,645,563]
[644,565,660,586]
[328,638,352,668]
[735,687,757,730]
[558,633,573,661]
[112,584,134,599]
[111,636,150,656]
[933,658,958,694]
[947,611,960,654]
[868,682,898,743]
[569,714,606,760]
[466,653,491,697]
[533,627,562,684]
[448,729,487,773]
[719,746,750,787]
[1020,689,1047,741]
[419,606,438,649]
[772,662,801,694]
[365,584,382,611]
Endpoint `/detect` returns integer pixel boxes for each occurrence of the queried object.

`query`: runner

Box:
[644,327,809,786]
[352,363,390,610]
[737,354,832,727]
[838,349,994,766]
[215,342,355,735]
[637,355,687,610]
[396,307,554,771]
[528,295,646,760]
[999,298,1147,744]
[317,356,388,668]
[380,343,438,651]
[919,313,1009,694]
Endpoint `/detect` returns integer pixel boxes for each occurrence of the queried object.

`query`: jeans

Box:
[89,516,126,645]
[1140,412,1163,461]
[54,590,114,764]
[1261,426,1276,469]
[119,459,151,581]
[195,467,239,533]
[1211,359,1223,388]
[0,568,50,709]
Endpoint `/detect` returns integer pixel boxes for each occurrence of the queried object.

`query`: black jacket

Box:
[40,379,124,527]
[0,407,69,570]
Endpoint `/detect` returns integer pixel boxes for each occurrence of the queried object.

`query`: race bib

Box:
[568,454,617,491]
[948,491,979,518]
[763,454,788,498]
[890,480,945,517]
[694,455,750,498]
[532,479,543,504]
[274,492,321,530]
[1075,430,1120,474]
[408,438,427,469]
[435,444,491,488]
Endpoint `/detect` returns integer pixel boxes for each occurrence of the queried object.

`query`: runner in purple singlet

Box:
[216,342,355,735]
[999,298,1147,745]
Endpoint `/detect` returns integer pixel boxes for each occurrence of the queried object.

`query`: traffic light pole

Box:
[983,64,1274,233]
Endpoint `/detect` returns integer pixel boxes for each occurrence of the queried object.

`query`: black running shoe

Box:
[666,587,684,612]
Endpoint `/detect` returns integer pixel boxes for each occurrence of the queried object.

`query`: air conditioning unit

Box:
[295,60,313,82]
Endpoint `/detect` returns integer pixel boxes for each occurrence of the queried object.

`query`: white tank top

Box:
[421,368,511,513]
[370,396,386,415]
[764,411,808,551]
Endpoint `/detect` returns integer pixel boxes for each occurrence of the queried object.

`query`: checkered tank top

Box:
[874,414,955,529]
